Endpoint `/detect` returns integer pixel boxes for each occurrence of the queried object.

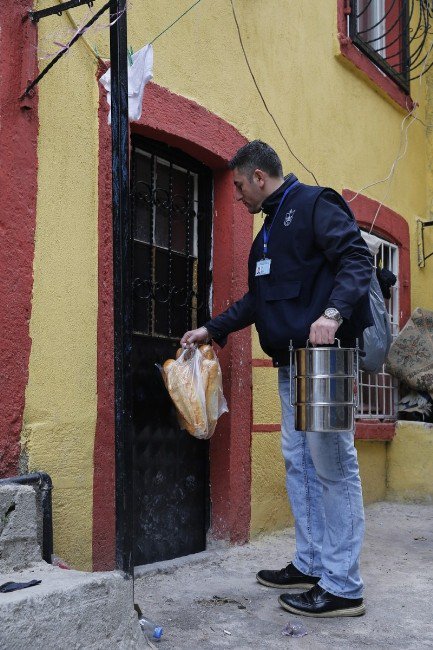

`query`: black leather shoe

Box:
[256,562,320,589]
[279,584,365,617]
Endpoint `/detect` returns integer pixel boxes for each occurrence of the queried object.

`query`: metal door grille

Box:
[357,235,399,420]
[130,136,212,565]
[132,147,209,339]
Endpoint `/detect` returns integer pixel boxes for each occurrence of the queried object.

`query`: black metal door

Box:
[130,136,212,565]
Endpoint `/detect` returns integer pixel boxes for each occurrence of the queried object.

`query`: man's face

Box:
[233,168,265,214]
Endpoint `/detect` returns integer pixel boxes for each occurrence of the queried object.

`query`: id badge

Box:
[255,258,271,276]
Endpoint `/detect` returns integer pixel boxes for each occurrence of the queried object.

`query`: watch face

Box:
[325,308,342,322]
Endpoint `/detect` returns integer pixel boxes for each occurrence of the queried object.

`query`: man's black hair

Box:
[228,140,283,179]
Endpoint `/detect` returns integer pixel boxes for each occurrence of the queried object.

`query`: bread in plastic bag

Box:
[161,345,228,439]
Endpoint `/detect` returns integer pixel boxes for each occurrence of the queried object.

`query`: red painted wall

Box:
[344,189,411,440]
[343,189,411,328]
[93,84,116,569]
[93,82,252,569]
[0,4,38,477]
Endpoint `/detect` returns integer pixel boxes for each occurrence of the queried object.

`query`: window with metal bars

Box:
[348,0,411,92]
[131,137,212,341]
[357,233,399,420]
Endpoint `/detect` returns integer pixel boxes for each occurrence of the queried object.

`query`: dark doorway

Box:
[130,136,212,565]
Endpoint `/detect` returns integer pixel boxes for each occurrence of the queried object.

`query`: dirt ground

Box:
[134,502,433,649]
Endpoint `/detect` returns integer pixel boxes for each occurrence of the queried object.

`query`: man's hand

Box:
[180,326,210,349]
[309,316,340,345]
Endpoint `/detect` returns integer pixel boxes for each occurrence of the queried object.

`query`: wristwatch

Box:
[323,308,343,325]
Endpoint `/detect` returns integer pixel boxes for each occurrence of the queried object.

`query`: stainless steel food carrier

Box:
[290,339,359,432]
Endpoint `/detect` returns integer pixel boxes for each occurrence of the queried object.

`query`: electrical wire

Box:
[150,0,204,44]
[21,1,111,98]
[37,1,126,64]
[348,34,433,233]
[55,0,107,64]
[229,0,320,186]
[50,0,205,62]
[347,103,418,206]
[1,0,206,114]
[37,0,126,64]
[368,107,418,233]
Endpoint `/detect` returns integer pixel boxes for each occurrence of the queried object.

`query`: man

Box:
[181,140,373,617]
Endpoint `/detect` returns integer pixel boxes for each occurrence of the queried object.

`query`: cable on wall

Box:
[348,35,433,233]
[229,0,320,186]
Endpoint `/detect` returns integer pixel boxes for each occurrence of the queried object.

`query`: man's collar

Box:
[262,173,298,216]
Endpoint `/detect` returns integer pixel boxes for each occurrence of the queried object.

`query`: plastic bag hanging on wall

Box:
[99,44,153,123]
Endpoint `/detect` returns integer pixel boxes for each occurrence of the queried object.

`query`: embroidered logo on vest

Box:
[284,209,296,226]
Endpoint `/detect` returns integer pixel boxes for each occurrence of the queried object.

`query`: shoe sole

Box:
[278,596,366,617]
[256,574,317,589]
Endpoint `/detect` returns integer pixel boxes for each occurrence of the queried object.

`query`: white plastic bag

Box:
[161,345,228,440]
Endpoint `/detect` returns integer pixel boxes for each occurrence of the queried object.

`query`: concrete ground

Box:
[134,502,433,649]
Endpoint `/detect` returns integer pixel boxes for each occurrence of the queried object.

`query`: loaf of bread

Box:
[177,411,192,434]
[199,344,215,360]
[202,358,221,435]
[163,353,207,437]
[162,345,226,439]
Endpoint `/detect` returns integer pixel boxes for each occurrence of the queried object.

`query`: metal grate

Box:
[130,136,212,565]
[357,235,399,420]
[348,0,433,94]
[131,144,211,340]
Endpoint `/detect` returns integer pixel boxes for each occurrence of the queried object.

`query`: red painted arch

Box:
[93,82,252,569]
[343,189,411,327]
[344,189,411,441]
[0,5,38,477]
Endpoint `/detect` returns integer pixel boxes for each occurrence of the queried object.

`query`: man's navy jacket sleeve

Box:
[204,290,255,346]
[314,190,373,320]
[204,187,373,348]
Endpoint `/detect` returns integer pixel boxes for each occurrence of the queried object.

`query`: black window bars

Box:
[348,0,433,94]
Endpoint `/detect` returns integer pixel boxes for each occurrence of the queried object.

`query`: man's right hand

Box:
[180,326,210,349]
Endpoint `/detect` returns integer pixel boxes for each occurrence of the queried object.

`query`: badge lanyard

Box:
[262,180,300,259]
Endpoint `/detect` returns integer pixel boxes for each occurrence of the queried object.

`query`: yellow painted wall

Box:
[387,422,433,503]
[252,367,281,425]
[251,432,293,536]
[251,431,387,536]
[25,1,433,564]
[22,2,100,570]
[357,441,387,504]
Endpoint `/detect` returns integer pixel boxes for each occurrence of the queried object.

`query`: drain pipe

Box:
[0,472,53,563]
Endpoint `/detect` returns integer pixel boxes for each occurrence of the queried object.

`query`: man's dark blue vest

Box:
[206,176,373,363]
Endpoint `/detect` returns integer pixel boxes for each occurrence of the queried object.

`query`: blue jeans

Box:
[278,366,365,599]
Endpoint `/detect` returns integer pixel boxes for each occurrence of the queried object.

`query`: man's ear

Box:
[253,169,266,188]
